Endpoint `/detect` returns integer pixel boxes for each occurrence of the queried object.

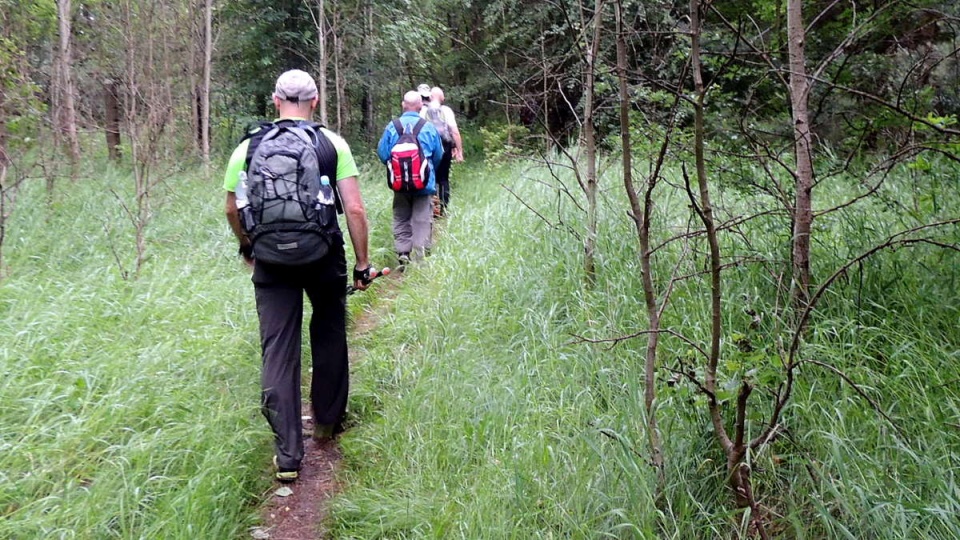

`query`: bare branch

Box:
[570,327,710,361]
[501,184,583,242]
[802,358,907,439]
[789,220,960,362]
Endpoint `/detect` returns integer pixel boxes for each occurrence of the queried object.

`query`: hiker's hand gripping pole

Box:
[347,266,391,295]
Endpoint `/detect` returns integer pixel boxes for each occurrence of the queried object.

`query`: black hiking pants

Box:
[436,140,453,210]
[252,240,348,471]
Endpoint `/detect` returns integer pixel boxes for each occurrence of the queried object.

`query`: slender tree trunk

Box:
[616,0,663,479]
[103,79,122,160]
[188,0,201,151]
[541,28,551,148]
[0,89,7,272]
[316,0,328,126]
[201,0,212,168]
[690,1,768,536]
[55,0,81,175]
[333,10,344,133]
[0,162,7,274]
[362,3,374,142]
[0,90,7,167]
[581,0,604,286]
[787,0,815,310]
[689,0,726,460]
[503,54,512,142]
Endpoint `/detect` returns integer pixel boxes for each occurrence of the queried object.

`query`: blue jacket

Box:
[377,111,444,195]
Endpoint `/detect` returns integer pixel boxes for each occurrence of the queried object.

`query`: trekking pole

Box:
[346,267,391,296]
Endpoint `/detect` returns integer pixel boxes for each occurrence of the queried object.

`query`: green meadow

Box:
[1,153,958,538]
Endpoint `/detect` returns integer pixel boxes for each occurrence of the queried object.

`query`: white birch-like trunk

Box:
[56,0,81,172]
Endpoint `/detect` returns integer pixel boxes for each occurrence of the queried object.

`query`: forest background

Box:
[1,0,960,538]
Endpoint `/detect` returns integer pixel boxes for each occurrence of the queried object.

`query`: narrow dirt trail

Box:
[251,276,399,540]
[253,406,342,540]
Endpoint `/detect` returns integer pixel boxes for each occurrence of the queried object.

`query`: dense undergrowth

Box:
[333,157,960,538]
[0,151,958,538]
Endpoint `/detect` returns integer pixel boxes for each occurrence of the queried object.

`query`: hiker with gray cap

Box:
[223,69,377,483]
[421,85,463,216]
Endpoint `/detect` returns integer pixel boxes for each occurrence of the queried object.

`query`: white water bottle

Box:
[235,171,249,209]
[317,175,335,207]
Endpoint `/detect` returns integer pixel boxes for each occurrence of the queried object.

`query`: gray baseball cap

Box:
[417,83,431,98]
[273,70,319,103]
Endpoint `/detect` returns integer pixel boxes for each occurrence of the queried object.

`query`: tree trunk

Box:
[0,86,7,272]
[103,79,122,161]
[690,1,767,536]
[616,0,663,478]
[0,161,7,274]
[362,3,374,142]
[581,0,603,286]
[316,0,328,126]
[188,0,200,151]
[503,53,512,143]
[55,0,81,175]
[541,26,550,148]
[333,9,344,133]
[689,0,726,457]
[787,0,815,310]
[201,0,212,168]
[0,89,8,167]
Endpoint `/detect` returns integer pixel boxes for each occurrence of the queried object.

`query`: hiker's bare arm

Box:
[225,192,250,246]
[451,127,464,162]
[336,176,371,272]
[225,192,253,266]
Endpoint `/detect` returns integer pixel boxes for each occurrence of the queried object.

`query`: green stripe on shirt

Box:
[222,123,360,192]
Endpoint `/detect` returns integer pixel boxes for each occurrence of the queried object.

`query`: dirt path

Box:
[251,276,399,540]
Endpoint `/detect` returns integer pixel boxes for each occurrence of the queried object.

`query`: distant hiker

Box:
[377,90,444,265]
[416,83,443,217]
[422,86,463,216]
[223,69,376,483]
[416,83,433,113]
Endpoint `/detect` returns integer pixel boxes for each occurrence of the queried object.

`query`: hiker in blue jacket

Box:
[377,90,444,265]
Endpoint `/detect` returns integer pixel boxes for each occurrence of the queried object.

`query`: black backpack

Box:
[238,119,340,265]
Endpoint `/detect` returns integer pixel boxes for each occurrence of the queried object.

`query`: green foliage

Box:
[0,38,44,138]
[329,156,960,538]
[2,146,959,537]
[478,122,531,161]
[0,0,53,146]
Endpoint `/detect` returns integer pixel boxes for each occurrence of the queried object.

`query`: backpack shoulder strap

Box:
[392,118,405,136]
[411,118,426,137]
[296,121,326,148]
[241,121,274,170]
[304,122,342,214]
[300,120,323,132]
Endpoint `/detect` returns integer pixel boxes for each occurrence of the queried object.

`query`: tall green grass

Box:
[0,159,396,539]
[332,157,960,538]
[1,152,957,539]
